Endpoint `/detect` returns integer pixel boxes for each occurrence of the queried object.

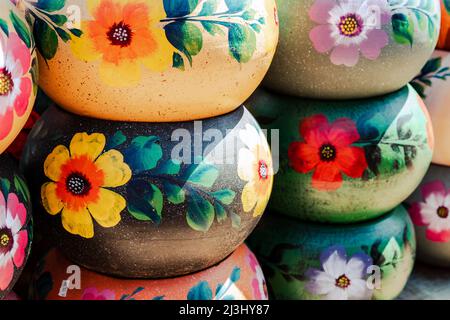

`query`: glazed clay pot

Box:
[403,164,450,267]
[21,105,273,278]
[0,155,33,300]
[0,1,37,154]
[410,50,450,166]
[31,244,268,300]
[263,0,440,99]
[438,0,450,49]
[14,0,278,122]
[247,206,416,300]
[246,85,433,223]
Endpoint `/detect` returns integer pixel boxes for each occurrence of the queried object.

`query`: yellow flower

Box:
[238,124,273,217]
[41,132,132,238]
[70,0,174,87]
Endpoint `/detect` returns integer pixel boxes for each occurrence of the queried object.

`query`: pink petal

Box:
[426,229,450,242]
[309,0,337,24]
[0,191,5,209]
[14,77,31,117]
[252,278,262,300]
[7,193,26,226]
[0,258,14,290]
[360,29,389,60]
[8,33,31,73]
[309,25,336,53]
[408,202,427,226]
[13,230,28,268]
[422,181,447,201]
[330,45,360,67]
[0,108,14,140]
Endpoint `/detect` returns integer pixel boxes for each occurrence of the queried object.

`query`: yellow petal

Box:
[95,150,132,187]
[70,22,102,62]
[69,133,106,161]
[141,28,174,72]
[241,182,257,213]
[41,182,64,215]
[99,60,141,87]
[253,198,268,218]
[61,206,94,239]
[88,188,125,228]
[44,145,70,182]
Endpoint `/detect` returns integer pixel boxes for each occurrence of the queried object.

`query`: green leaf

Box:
[165,22,203,66]
[0,18,9,36]
[49,14,68,26]
[55,27,71,42]
[184,162,219,188]
[224,0,251,13]
[124,136,163,173]
[34,19,58,60]
[14,176,30,203]
[69,28,83,37]
[35,0,66,12]
[10,11,32,48]
[421,57,441,75]
[154,159,181,175]
[127,181,163,224]
[172,52,185,70]
[105,131,126,150]
[186,189,215,232]
[164,182,185,204]
[0,178,10,197]
[242,9,257,20]
[214,202,227,223]
[164,0,199,18]
[392,13,414,46]
[187,281,213,300]
[201,21,225,36]
[30,58,39,95]
[211,189,235,205]
[445,0,450,13]
[410,81,425,98]
[380,237,402,270]
[230,211,241,229]
[199,0,218,16]
[228,23,257,63]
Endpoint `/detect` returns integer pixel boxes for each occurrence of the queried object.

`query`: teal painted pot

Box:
[247,205,416,300]
[245,85,433,223]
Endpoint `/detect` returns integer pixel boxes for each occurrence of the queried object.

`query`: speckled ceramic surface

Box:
[247,205,416,300]
[263,0,440,99]
[0,1,37,155]
[31,244,268,300]
[403,164,450,267]
[246,85,433,223]
[438,0,450,49]
[0,155,33,300]
[21,105,273,278]
[13,0,278,122]
[411,50,450,167]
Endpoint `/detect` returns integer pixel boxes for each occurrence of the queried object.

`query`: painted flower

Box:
[0,192,28,291]
[309,0,391,67]
[306,246,373,300]
[238,124,273,217]
[247,252,268,300]
[71,0,173,87]
[82,287,116,300]
[0,32,32,140]
[288,114,367,191]
[409,181,450,242]
[41,133,132,238]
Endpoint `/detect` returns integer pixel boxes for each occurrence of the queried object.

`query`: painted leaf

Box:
[165,22,203,65]
[230,211,241,229]
[0,18,9,36]
[186,189,215,232]
[228,23,257,63]
[421,57,441,75]
[55,28,71,42]
[69,28,83,37]
[187,281,213,300]
[172,52,185,70]
[200,0,219,16]
[392,13,414,46]
[211,189,235,205]
[164,0,199,18]
[0,178,10,197]
[184,162,219,188]
[224,0,251,13]
[35,0,66,12]
[381,237,402,269]
[10,11,32,48]
[214,202,227,222]
[445,0,450,13]
[153,159,181,175]
[124,136,163,173]
[14,176,30,203]
[201,21,225,36]
[230,267,241,283]
[105,131,126,150]
[49,14,68,27]
[164,182,185,204]
[127,180,163,223]
[34,19,58,60]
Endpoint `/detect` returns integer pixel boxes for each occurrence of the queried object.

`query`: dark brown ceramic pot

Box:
[21,105,273,278]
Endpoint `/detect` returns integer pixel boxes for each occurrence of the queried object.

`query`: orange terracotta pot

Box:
[30,244,268,300]
[438,0,450,50]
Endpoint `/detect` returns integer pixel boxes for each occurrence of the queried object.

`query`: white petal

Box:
[347,279,372,300]
[323,250,347,278]
[237,148,256,182]
[345,257,367,279]
[306,270,336,295]
[239,124,261,150]
[426,192,445,208]
[325,288,348,300]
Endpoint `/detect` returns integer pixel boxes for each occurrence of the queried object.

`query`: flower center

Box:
[0,228,13,254]
[258,160,269,180]
[107,21,133,47]
[437,206,449,219]
[320,144,336,162]
[0,68,13,96]
[66,172,92,196]
[338,14,363,37]
[335,274,351,289]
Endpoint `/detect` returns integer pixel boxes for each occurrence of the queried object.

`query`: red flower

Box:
[288,114,368,191]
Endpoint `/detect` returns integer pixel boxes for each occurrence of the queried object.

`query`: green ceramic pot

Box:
[247,205,416,300]
[245,85,433,223]
[264,0,440,99]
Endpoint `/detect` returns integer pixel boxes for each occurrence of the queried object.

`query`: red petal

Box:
[311,162,343,191]
[288,142,319,173]
[0,258,14,291]
[13,230,28,268]
[335,146,367,178]
[426,229,450,242]
[14,77,31,117]
[299,114,329,147]
[328,118,360,147]
[408,202,427,226]
[421,181,446,201]
[0,108,14,140]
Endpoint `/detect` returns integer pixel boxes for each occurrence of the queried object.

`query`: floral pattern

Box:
[247,251,267,300]
[82,287,116,300]
[6,110,40,159]
[288,114,368,191]
[238,124,273,217]
[41,132,132,238]
[408,181,450,242]
[411,56,450,98]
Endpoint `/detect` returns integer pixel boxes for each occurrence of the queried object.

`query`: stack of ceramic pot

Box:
[403,0,450,267]
[16,0,279,300]
[0,1,34,300]
[246,0,440,300]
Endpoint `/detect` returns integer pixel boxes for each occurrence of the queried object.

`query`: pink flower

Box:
[309,0,391,67]
[409,181,450,242]
[0,192,28,291]
[0,32,32,140]
[82,288,116,300]
[247,252,268,300]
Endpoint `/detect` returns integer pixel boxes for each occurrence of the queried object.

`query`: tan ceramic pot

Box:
[14,0,278,122]
[411,50,450,166]
[0,1,37,154]
[264,0,440,99]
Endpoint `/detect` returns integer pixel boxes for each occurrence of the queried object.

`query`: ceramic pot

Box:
[0,155,33,300]
[438,0,450,49]
[30,244,268,300]
[246,85,433,223]
[21,105,273,278]
[0,1,37,155]
[14,0,278,122]
[403,164,450,267]
[263,0,440,100]
[410,50,450,166]
[247,205,416,300]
